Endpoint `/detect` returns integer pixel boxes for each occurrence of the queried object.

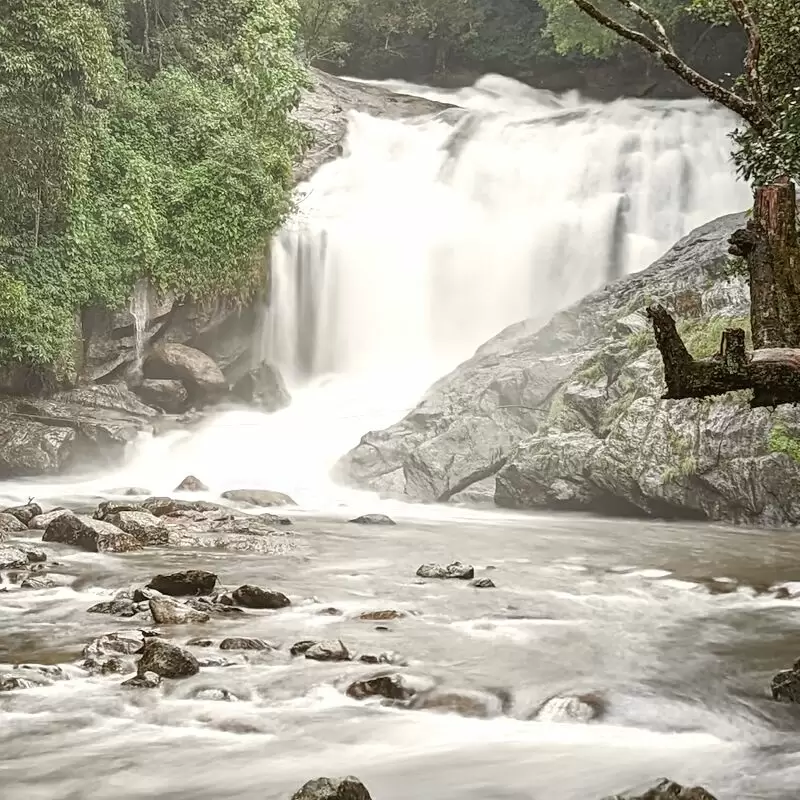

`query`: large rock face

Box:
[335,212,800,526]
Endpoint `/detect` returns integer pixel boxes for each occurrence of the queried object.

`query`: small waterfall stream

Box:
[128,278,150,378]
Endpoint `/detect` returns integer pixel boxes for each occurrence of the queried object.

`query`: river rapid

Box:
[0,76,795,799]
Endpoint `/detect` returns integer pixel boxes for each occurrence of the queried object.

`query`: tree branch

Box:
[611,0,672,51]
[726,0,767,118]
[569,0,768,131]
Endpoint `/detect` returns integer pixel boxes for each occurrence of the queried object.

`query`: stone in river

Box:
[0,512,28,533]
[43,513,142,553]
[346,673,419,702]
[103,510,168,546]
[28,509,72,530]
[174,475,209,492]
[533,692,606,722]
[220,489,296,507]
[219,637,275,651]
[290,640,317,657]
[348,514,396,525]
[136,638,200,679]
[0,546,29,569]
[416,561,474,580]
[87,599,139,617]
[230,584,291,609]
[771,659,800,703]
[305,640,351,662]
[3,502,43,525]
[358,610,405,621]
[469,578,496,588]
[291,777,372,800]
[122,671,162,689]
[603,779,718,799]
[146,570,218,596]
[149,596,210,625]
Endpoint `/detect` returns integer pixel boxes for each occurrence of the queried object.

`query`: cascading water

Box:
[1,76,752,507]
[128,277,150,378]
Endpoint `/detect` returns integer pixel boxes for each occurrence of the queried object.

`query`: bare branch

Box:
[570,0,768,132]
[611,0,672,51]
[727,0,767,117]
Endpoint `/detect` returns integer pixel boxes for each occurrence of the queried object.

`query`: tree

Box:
[561,0,800,406]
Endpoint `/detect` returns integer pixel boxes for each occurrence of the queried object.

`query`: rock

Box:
[43,513,142,553]
[331,212,800,525]
[149,596,210,625]
[348,514,396,526]
[122,671,162,689]
[357,652,407,666]
[186,638,216,648]
[469,578,496,588]
[134,379,188,414]
[20,575,60,590]
[197,655,238,668]
[534,692,606,722]
[604,779,718,800]
[230,584,291,609]
[0,675,39,691]
[257,513,294,526]
[146,343,227,401]
[220,489,296,507]
[318,607,343,616]
[291,777,373,800]
[304,640,351,662]
[87,599,138,617]
[0,511,28,533]
[28,508,72,530]
[412,689,498,718]
[416,562,474,580]
[146,570,218,596]
[174,475,209,492]
[231,363,291,412]
[0,546,29,569]
[102,510,168,546]
[771,660,800,703]
[140,496,221,516]
[82,630,150,674]
[136,638,200,679]
[0,385,158,480]
[21,546,47,562]
[3,503,42,525]
[193,688,239,701]
[290,640,317,657]
[358,610,405,621]
[346,673,418,703]
[219,637,275,651]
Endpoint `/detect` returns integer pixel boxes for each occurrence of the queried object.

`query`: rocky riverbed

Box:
[3,489,800,799]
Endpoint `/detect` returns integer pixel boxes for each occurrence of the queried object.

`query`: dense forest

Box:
[0,0,796,380]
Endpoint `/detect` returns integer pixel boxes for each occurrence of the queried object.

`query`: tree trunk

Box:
[730,179,800,349]
[646,304,800,407]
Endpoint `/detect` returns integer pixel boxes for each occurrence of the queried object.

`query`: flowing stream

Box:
[3,77,798,800]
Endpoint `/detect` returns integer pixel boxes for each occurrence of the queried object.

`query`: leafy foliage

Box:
[0,0,307,368]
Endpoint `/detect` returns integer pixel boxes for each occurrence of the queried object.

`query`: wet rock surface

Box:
[149,596,210,625]
[304,640,351,662]
[605,780,719,800]
[229,585,291,609]
[42,513,142,553]
[146,570,218,596]
[220,489,297,507]
[348,514,396,526]
[416,562,475,579]
[136,638,200,679]
[291,776,373,800]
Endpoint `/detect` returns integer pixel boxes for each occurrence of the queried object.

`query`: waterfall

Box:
[264,76,750,384]
[129,278,150,376]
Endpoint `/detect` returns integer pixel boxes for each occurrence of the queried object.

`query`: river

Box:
[1,77,794,800]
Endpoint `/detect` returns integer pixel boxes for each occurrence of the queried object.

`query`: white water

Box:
[129,278,150,376]
[0,76,752,510]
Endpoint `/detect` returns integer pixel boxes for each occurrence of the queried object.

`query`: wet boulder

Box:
[146,570,218,596]
[219,637,276,651]
[140,496,221,517]
[28,508,72,530]
[230,584,291,609]
[358,610,406,621]
[534,692,606,722]
[146,343,227,401]
[43,513,142,553]
[3,502,43,525]
[82,629,152,674]
[192,687,240,701]
[0,511,28,534]
[149,596,210,625]
[174,475,209,492]
[103,510,168,546]
[136,638,200,679]
[291,777,372,800]
[231,363,291,412]
[346,672,420,703]
[220,489,296,507]
[87,599,139,617]
[122,671,162,689]
[0,545,29,569]
[290,640,317,657]
[416,561,474,580]
[771,659,800,703]
[411,688,500,718]
[469,577,496,588]
[135,379,188,414]
[357,651,407,666]
[305,640,351,662]
[604,779,718,799]
[348,514,396,526]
